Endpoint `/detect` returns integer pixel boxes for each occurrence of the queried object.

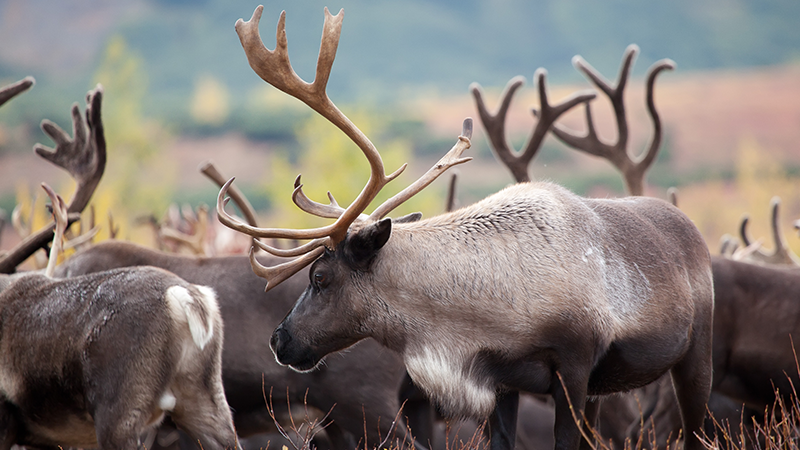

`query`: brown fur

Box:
[0,267,237,450]
[597,256,798,447]
[271,181,714,450]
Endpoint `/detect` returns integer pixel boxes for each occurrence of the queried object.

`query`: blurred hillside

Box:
[1,0,799,123]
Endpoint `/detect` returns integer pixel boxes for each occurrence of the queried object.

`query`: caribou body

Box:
[268,181,714,450]
[0,267,238,450]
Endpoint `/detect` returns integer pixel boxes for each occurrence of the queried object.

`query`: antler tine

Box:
[739,215,755,247]
[667,187,679,207]
[445,172,459,213]
[529,69,596,165]
[719,234,738,258]
[766,197,799,265]
[236,6,406,244]
[737,199,800,266]
[41,183,68,278]
[200,160,260,228]
[550,45,673,196]
[249,246,326,292]
[370,118,473,220]
[217,177,330,244]
[11,204,31,239]
[292,174,364,220]
[0,76,35,108]
[252,236,329,258]
[638,58,676,181]
[108,212,120,239]
[472,71,595,183]
[470,76,528,182]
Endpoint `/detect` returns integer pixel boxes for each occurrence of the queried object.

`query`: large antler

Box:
[0,85,106,273]
[549,45,674,196]
[738,197,800,266]
[470,71,595,183]
[218,6,472,291]
[234,5,407,245]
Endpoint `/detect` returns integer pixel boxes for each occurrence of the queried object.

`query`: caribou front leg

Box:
[489,390,520,450]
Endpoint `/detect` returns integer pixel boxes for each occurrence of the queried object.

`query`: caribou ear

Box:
[345,218,392,270]
[394,212,422,223]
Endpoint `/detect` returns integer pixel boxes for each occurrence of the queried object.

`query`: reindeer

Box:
[0,188,239,450]
[0,185,238,449]
[216,7,714,450]
[520,48,800,447]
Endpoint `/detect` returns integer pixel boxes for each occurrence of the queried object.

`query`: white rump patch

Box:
[159,391,177,411]
[405,347,496,418]
[166,285,217,350]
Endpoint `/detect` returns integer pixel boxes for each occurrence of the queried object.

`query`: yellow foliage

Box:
[246,84,308,114]
[82,35,177,246]
[263,111,447,229]
[676,137,800,256]
[191,75,231,125]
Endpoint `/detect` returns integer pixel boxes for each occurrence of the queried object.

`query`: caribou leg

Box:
[399,373,435,447]
[489,390,520,450]
[669,318,713,450]
[552,367,591,450]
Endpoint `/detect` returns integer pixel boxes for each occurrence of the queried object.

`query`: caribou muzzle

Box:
[270,324,320,372]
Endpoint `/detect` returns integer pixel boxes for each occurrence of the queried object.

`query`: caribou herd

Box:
[0,5,798,450]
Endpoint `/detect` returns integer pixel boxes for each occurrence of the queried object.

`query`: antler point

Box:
[462,118,473,138]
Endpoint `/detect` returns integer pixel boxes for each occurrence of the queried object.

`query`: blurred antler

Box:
[159,204,209,256]
[41,184,68,277]
[0,85,106,273]
[0,76,34,108]
[550,45,674,196]
[445,172,459,213]
[738,197,800,266]
[470,71,595,183]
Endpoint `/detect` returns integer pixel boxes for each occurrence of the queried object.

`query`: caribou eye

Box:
[313,271,327,287]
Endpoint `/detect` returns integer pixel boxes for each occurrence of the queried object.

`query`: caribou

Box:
[0,80,239,450]
[216,7,714,450]
[0,187,238,450]
[477,45,800,448]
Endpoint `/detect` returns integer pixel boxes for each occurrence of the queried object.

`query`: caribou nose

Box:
[270,326,292,357]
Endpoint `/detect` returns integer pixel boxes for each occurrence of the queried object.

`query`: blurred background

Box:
[1,0,799,258]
